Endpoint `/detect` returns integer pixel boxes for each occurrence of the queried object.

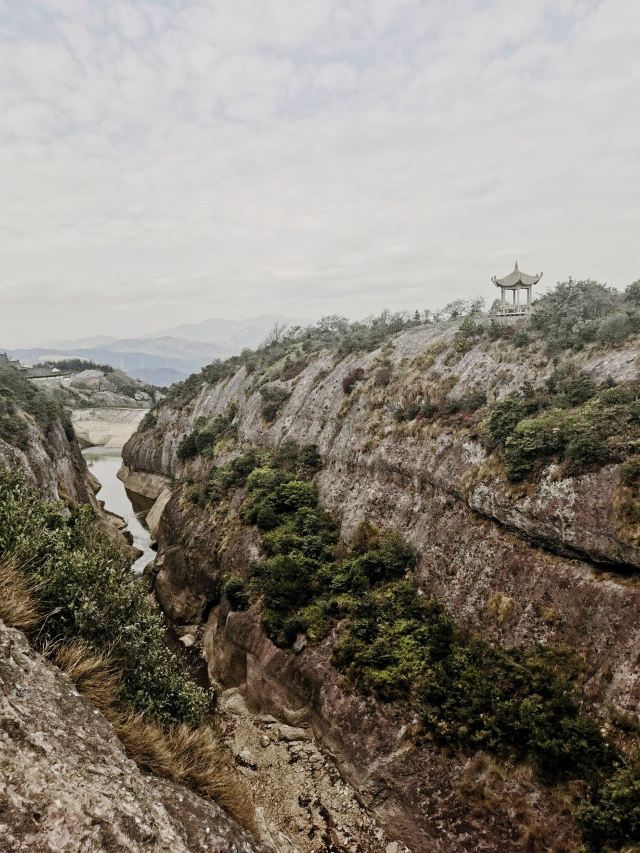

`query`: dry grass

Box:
[0,557,40,631]
[49,639,256,832]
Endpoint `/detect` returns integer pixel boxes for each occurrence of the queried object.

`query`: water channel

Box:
[82,446,156,573]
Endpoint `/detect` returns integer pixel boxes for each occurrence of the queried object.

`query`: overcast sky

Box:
[0,0,639,346]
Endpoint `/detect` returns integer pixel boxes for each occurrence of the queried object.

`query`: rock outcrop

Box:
[0,618,264,853]
[0,416,92,505]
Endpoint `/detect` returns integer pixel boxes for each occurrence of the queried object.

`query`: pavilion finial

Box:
[514,259,519,271]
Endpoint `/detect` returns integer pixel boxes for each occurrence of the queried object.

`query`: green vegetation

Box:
[342,367,365,394]
[41,357,114,373]
[222,575,250,611]
[393,385,486,423]
[195,441,639,848]
[578,766,640,852]
[484,368,640,481]
[0,363,70,448]
[178,406,237,461]
[0,472,210,726]
[139,410,158,431]
[529,279,640,354]
[260,386,291,423]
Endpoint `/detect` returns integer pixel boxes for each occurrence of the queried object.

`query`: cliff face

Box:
[122,324,640,851]
[0,618,263,853]
[0,415,92,505]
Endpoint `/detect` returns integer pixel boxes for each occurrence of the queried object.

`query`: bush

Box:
[139,410,157,431]
[504,411,565,481]
[528,279,640,354]
[621,458,640,487]
[511,329,530,348]
[374,365,392,387]
[486,376,640,481]
[280,357,308,381]
[393,402,420,422]
[546,366,597,407]
[445,387,487,415]
[0,473,210,726]
[578,766,640,852]
[486,394,528,448]
[564,427,610,473]
[598,312,638,346]
[260,386,291,423]
[342,367,365,394]
[222,575,250,611]
[178,412,236,461]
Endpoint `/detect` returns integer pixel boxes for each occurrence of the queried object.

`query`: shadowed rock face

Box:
[122,326,640,851]
[0,416,92,505]
[0,619,264,853]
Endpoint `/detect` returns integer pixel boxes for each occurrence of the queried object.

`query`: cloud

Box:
[0,0,639,346]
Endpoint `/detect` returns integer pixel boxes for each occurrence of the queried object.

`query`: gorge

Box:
[2,283,640,852]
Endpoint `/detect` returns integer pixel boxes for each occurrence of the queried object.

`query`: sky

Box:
[0,0,639,346]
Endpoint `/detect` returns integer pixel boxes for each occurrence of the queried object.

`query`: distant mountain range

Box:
[5,314,302,386]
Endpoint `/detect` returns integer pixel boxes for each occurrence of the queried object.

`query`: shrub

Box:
[280,357,308,381]
[527,279,640,354]
[333,578,613,780]
[511,329,530,348]
[0,363,64,440]
[342,367,365,394]
[222,575,250,611]
[546,366,597,407]
[260,386,291,423]
[577,766,640,852]
[597,312,635,346]
[445,387,487,414]
[393,402,420,422]
[504,411,565,481]
[0,472,210,726]
[177,412,236,461]
[374,365,392,387]
[486,394,528,448]
[486,377,640,481]
[621,458,640,487]
[564,427,610,473]
[139,410,157,431]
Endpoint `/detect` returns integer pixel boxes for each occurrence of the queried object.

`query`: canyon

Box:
[119,319,640,851]
[3,307,640,852]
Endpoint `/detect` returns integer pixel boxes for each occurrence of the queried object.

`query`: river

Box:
[82,446,156,574]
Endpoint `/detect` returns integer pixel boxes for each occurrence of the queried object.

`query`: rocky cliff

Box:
[122,319,640,851]
[0,403,91,505]
[0,618,263,853]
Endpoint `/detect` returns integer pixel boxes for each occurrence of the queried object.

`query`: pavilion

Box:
[491,262,542,318]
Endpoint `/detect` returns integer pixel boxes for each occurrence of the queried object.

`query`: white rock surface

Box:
[72,407,148,449]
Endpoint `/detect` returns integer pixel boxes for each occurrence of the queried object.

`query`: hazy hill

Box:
[4,315,301,386]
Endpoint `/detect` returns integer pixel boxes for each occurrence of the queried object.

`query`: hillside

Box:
[121,281,640,852]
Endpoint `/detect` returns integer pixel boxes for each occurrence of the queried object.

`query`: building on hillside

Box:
[0,352,23,369]
[491,262,542,320]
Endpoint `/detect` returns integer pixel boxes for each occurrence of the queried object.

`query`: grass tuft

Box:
[0,557,40,631]
[49,640,256,832]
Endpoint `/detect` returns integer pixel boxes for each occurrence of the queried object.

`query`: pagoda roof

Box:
[492,261,542,288]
